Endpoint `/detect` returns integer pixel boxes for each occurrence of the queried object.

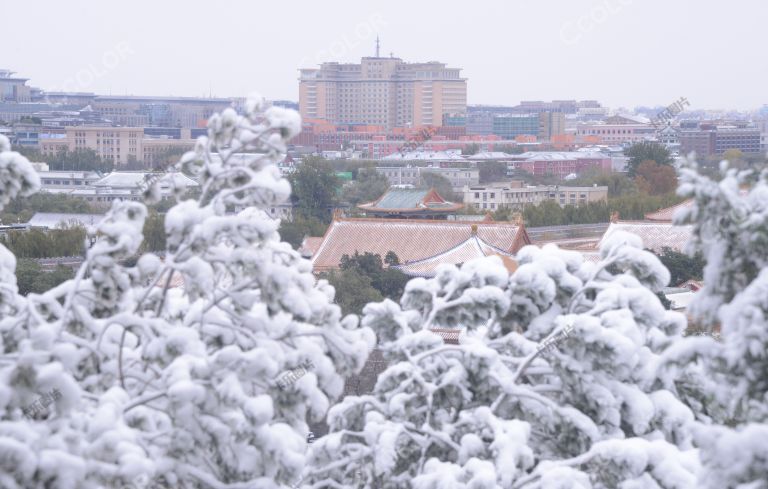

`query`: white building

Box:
[463,180,608,211]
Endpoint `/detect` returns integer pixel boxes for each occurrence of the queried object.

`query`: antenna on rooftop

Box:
[375,36,380,57]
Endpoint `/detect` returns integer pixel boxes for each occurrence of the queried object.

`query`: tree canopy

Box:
[289,156,339,222]
[624,141,674,176]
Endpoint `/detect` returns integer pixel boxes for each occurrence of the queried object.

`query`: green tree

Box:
[278,215,330,249]
[341,167,390,205]
[48,149,114,173]
[324,268,383,316]
[478,161,508,184]
[421,171,458,201]
[339,251,409,302]
[15,259,74,296]
[1,226,86,258]
[655,246,705,286]
[624,141,674,176]
[567,169,637,197]
[141,211,166,252]
[289,157,339,222]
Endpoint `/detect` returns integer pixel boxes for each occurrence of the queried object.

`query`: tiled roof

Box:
[375,188,429,209]
[311,217,530,271]
[429,328,463,344]
[27,212,104,229]
[358,188,463,214]
[599,221,692,253]
[299,237,324,258]
[394,235,516,277]
[644,200,693,222]
[93,172,198,189]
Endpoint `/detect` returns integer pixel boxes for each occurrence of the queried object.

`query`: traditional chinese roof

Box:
[394,234,518,277]
[299,236,324,258]
[599,221,692,253]
[27,212,104,229]
[429,328,463,344]
[644,200,693,222]
[310,217,531,271]
[358,188,463,216]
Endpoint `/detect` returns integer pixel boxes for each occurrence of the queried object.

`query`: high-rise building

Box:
[0,69,32,103]
[492,114,539,139]
[298,49,466,129]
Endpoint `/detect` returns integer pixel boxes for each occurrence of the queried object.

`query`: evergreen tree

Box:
[0,101,374,488]
[307,235,699,487]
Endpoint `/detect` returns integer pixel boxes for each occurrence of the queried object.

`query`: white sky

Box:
[3,0,766,110]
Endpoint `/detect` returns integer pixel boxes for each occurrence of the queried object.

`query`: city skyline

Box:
[3,0,767,110]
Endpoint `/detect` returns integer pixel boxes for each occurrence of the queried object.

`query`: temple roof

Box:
[311,217,530,271]
[644,200,693,222]
[394,235,518,277]
[358,188,463,215]
[599,221,692,253]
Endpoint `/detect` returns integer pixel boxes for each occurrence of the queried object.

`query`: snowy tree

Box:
[657,158,768,488]
[306,233,701,487]
[0,100,374,488]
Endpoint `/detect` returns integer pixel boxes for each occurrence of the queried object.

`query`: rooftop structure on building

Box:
[358,188,463,218]
[376,165,479,191]
[464,180,608,211]
[599,220,692,254]
[309,217,531,273]
[381,149,466,161]
[393,232,519,277]
[298,45,467,129]
[37,171,199,203]
[27,212,105,230]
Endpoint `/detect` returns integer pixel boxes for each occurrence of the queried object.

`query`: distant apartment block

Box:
[678,123,762,156]
[576,115,656,145]
[492,114,539,139]
[0,70,32,103]
[376,166,479,191]
[299,55,467,129]
[463,180,608,210]
[507,151,613,179]
[39,126,199,166]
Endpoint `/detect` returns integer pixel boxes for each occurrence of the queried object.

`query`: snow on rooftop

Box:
[27,212,105,229]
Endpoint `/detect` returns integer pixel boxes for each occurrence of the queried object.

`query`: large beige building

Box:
[299,56,467,129]
[39,127,196,166]
[463,180,608,211]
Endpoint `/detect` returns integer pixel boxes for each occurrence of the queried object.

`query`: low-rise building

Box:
[376,165,479,190]
[38,126,197,166]
[463,180,608,211]
[576,115,655,145]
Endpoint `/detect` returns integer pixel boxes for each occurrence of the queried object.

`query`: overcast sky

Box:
[4,0,766,110]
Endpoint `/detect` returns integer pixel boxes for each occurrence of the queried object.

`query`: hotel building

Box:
[299,55,467,129]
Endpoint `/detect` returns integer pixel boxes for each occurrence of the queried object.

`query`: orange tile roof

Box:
[644,200,693,222]
[299,237,324,257]
[429,328,462,344]
[599,221,692,253]
[394,235,517,277]
[311,217,530,271]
